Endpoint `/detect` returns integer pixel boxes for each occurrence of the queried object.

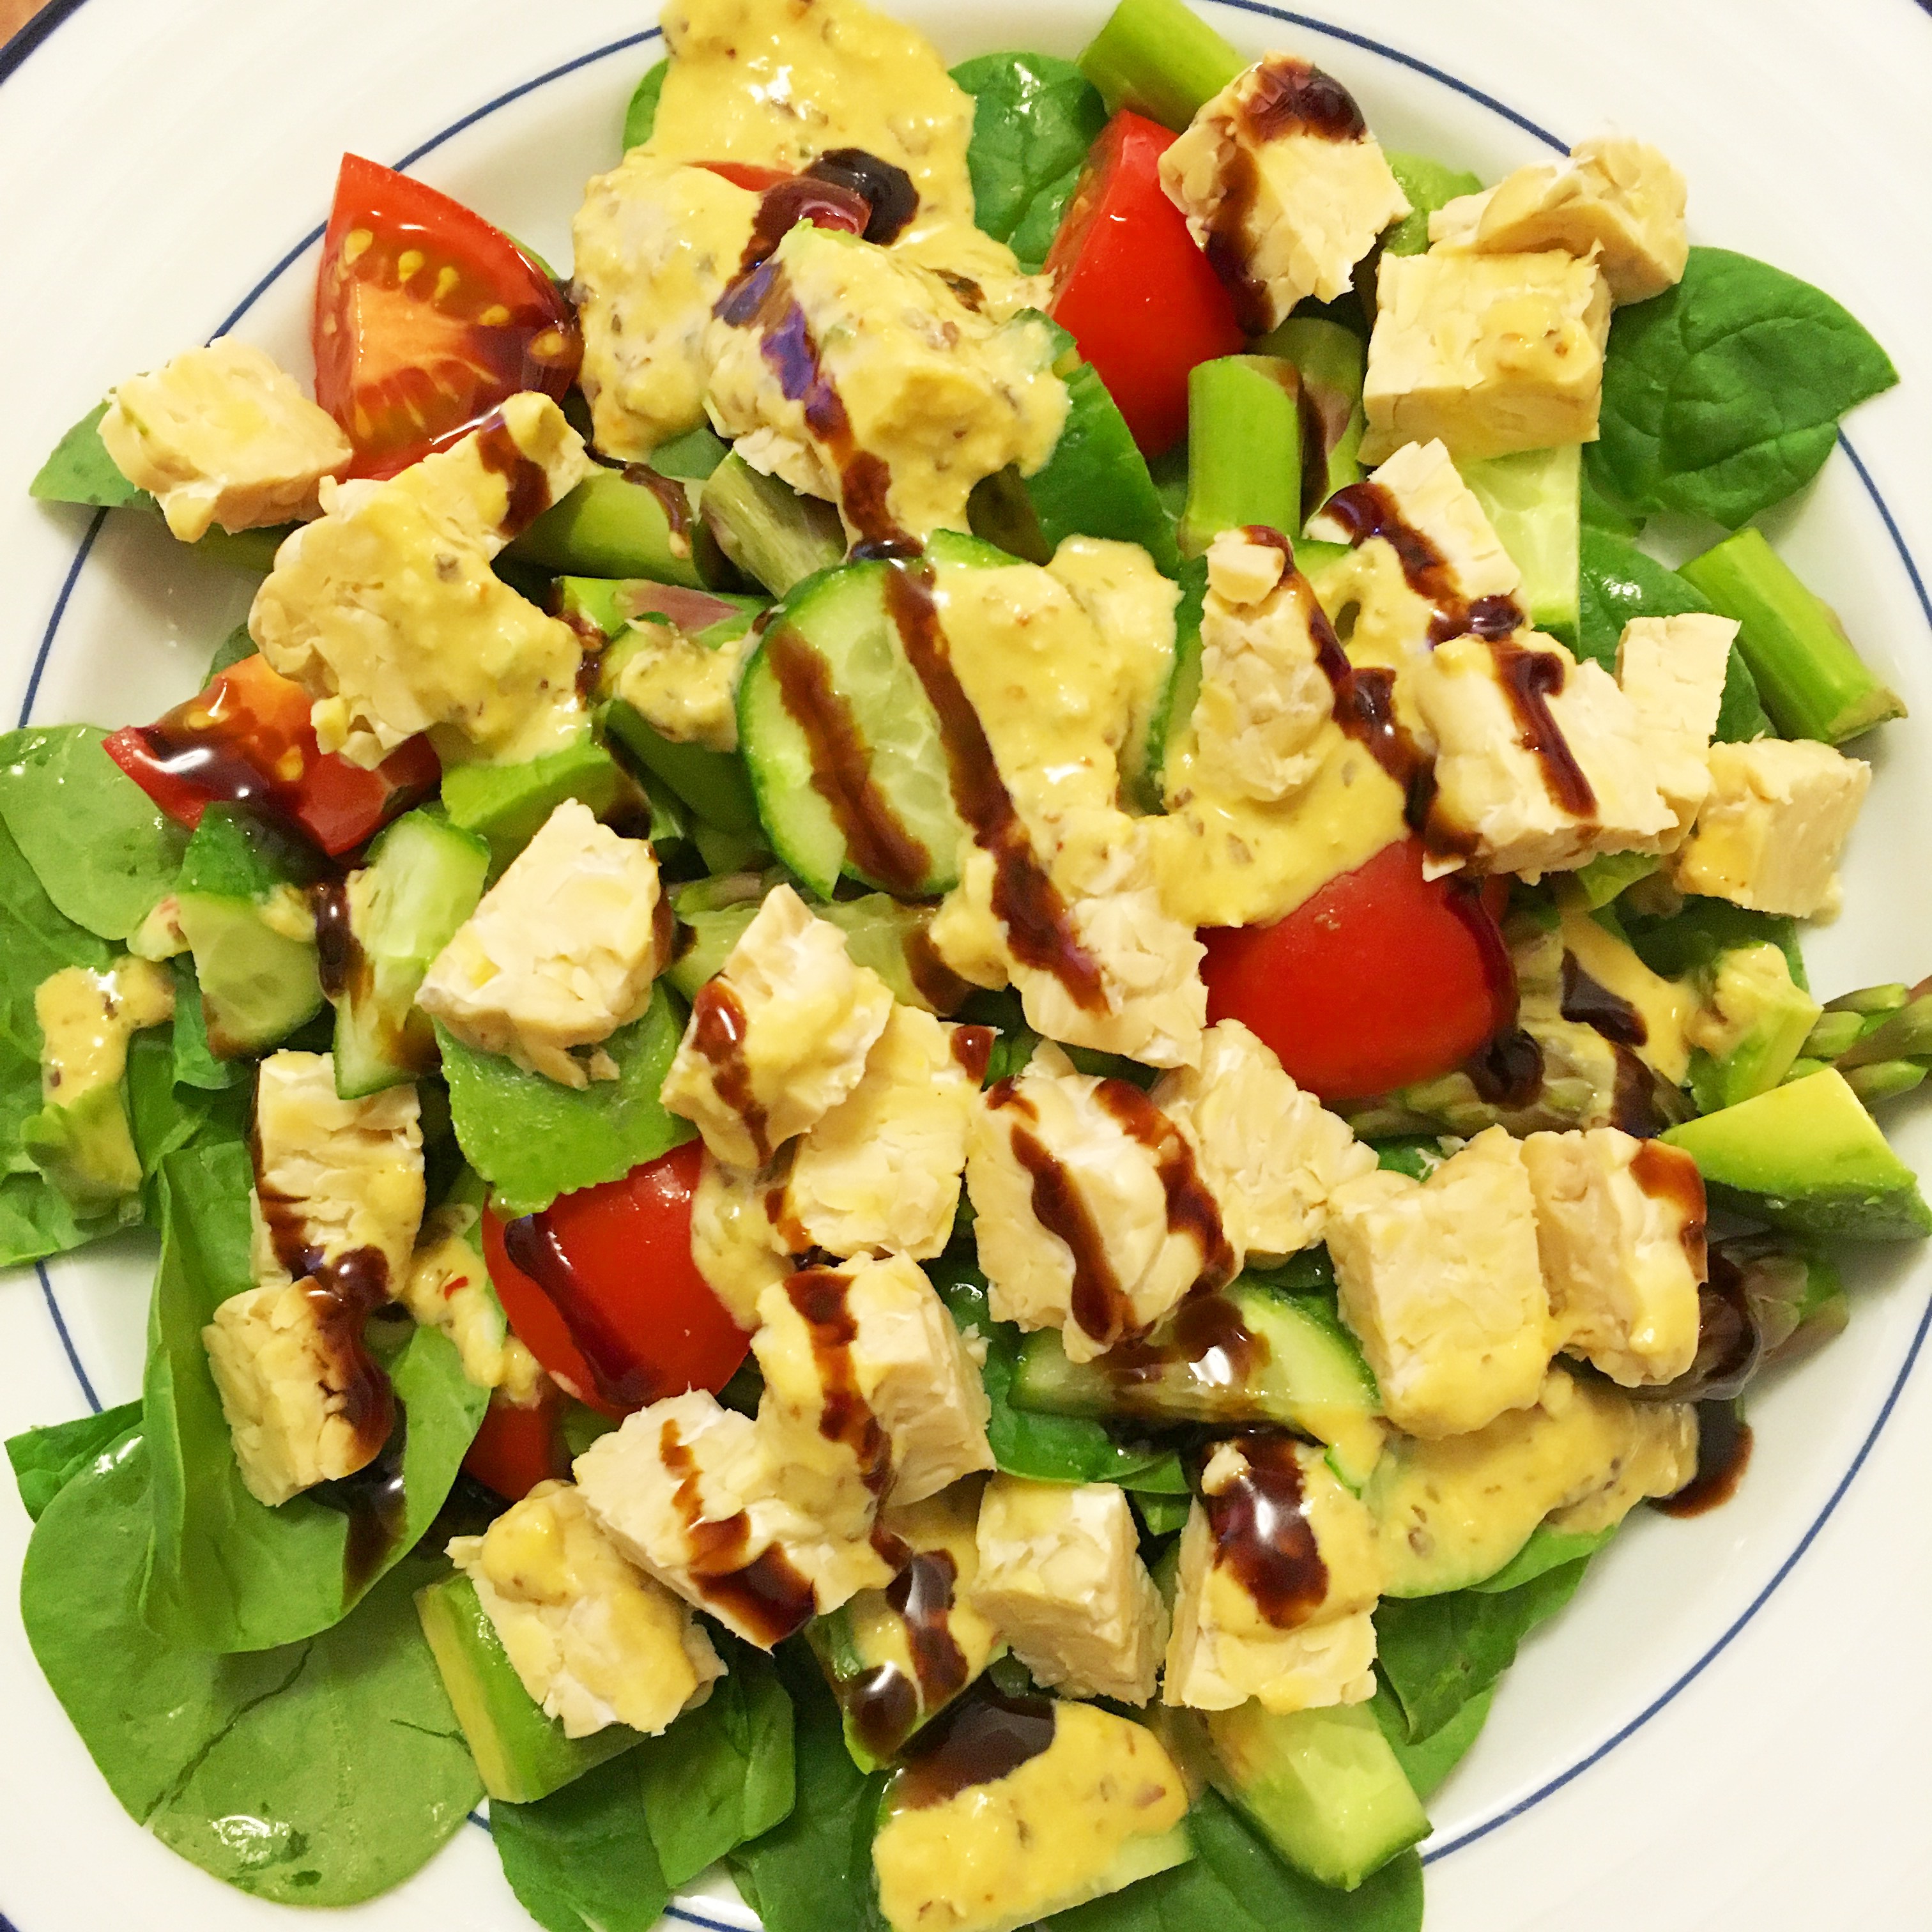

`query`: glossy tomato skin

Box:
[314,154,581,480]
[463,1386,571,1503]
[103,652,437,857]
[482,1139,751,1420]
[1045,111,1246,456]
[1200,838,1515,1105]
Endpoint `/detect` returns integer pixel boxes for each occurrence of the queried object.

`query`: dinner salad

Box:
[7,0,1927,1927]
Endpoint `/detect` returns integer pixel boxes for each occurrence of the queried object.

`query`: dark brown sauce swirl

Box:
[1203,1430,1328,1628]
[845,1545,971,1762]
[620,463,695,557]
[1560,954,1647,1048]
[765,621,932,893]
[1655,1402,1752,1518]
[949,1024,996,1084]
[890,1683,1059,1811]
[1492,638,1597,819]
[1093,1079,1236,1296]
[660,1417,818,1645]
[1465,1027,1545,1107]
[689,979,770,1163]
[474,411,559,539]
[1108,1292,1268,1404]
[502,1213,671,1414]
[807,148,920,246]
[785,1266,892,1496]
[1630,1139,1708,1276]
[885,560,1108,1013]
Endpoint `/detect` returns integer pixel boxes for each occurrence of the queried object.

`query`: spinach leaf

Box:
[624,57,668,151]
[636,1636,795,1884]
[1369,1678,1491,1802]
[171,954,251,1091]
[1469,1521,1615,1593]
[207,621,258,677]
[1577,528,1770,742]
[492,1752,673,1932]
[20,1429,480,1905]
[953,53,1107,273]
[927,1253,1186,1491]
[1622,894,1806,990]
[1588,246,1897,528]
[1044,1790,1423,1932]
[140,1140,487,1651]
[438,983,693,1215]
[4,1399,143,1520]
[126,1028,250,1195]
[728,1645,883,1932]
[0,725,186,942]
[1374,1558,1592,1744]
[31,400,146,509]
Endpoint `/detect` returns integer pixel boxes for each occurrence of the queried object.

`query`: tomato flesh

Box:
[482,1140,751,1418]
[1045,111,1246,456]
[1200,838,1516,1105]
[103,652,437,857]
[462,1386,572,1503]
[314,154,581,480]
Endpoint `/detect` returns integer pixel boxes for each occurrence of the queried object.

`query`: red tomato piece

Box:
[482,1140,751,1420]
[462,1386,572,1503]
[1045,111,1246,456]
[103,652,437,857]
[314,154,581,480]
[1200,838,1516,1105]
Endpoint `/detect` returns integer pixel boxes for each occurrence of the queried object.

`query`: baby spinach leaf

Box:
[624,57,668,151]
[492,1752,673,1932]
[438,983,693,1215]
[1589,247,1897,528]
[1043,1790,1423,1932]
[140,1140,487,1652]
[1623,894,1806,990]
[728,1645,884,1932]
[31,400,146,509]
[1469,1521,1615,1593]
[636,1636,795,1885]
[0,724,187,942]
[126,1029,250,1202]
[1577,528,1770,742]
[1369,1678,1491,1801]
[4,1399,143,1520]
[1374,1558,1593,1744]
[927,1253,1186,1491]
[170,954,250,1091]
[953,53,1107,272]
[207,622,259,678]
[20,1428,480,1905]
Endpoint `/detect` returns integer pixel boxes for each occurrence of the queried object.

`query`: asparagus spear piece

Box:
[1177,356,1303,558]
[507,468,724,588]
[1790,977,1932,1105]
[1078,0,1245,130]
[1678,527,1905,744]
[699,452,845,597]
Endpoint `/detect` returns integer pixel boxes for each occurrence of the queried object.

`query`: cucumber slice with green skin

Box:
[326,811,489,1100]
[601,698,763,837]
[1252,317,1367,525]
[442,735,632,875]
[507,468,725,588]
[1663,1066,1932,1240]
[970,337,1180,576]
[1192,1701,1429,1890]
[700,451,846,597]
[738,558,969,900]
[173,804,325,1059]
[1457,444,1581,649]
[415,1572,642,1805]
[1008,1278,1385,1487]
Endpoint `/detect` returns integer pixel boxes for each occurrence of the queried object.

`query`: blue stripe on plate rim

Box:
[3,0,1930,1922]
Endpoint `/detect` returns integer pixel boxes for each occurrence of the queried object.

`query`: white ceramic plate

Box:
[4,1,1931,1926]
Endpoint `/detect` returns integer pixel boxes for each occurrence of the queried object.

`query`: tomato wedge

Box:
[463,1385,572,1503]
[103,652,438,857]
[1045,111,1246,457]
[1200,838,1517,1105]
[482,1140,751,1419]
[314,154,581,480]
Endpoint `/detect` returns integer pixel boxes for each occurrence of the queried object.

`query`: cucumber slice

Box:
[328,812,490,1098]
[1199,1701,1429,1890]
[415,1572,641,1805]
[1008,1277,1384,1486]
[1457,444,1581,648]
[737,560,967,899]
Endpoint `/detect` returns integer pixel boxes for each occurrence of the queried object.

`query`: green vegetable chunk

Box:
[443,735,631,873]
[1686,942,1821,1113]
[1253,316,1368,522]
[700,452,847,597]
[0,724,186,942]
[953,52,1108,273]
[437,982,691,1216]
[1588,245,1898,528]
[1456,445,1580,648]
[140,1141,488,1652]
[1662,1066,1932,1241]
[1677,525,1905,744]
[1078,0,1244,130]
[623,57,668,150]
[1179,356,1304,559]
[20,1428,480,1906]
[1379,152,1482,260]
[509,469,719,587]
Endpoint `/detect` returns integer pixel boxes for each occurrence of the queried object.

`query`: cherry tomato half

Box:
[1200,838,1516,1105]
[1045,111,1246,457]
[482,1140,751,1419]
[462,1385,572,1503]
[314,154,581,480]
[103,652,438,857]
